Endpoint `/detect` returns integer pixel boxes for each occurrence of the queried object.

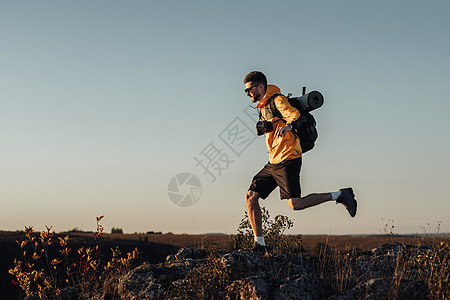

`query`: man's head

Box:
[244,71,267,103]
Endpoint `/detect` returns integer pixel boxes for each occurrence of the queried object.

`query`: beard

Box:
[252,91,262,103]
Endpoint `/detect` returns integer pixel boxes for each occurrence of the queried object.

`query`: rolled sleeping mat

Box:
[290,91,324,112]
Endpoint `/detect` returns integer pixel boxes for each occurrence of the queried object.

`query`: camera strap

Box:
[258,94,284,123]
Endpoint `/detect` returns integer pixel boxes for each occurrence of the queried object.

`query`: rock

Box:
[116,263,163,299]
[91,243,435,299]
[168,247,207,261]
[232,277,271,300]
[275,274,327,300]
[330,277,428,300]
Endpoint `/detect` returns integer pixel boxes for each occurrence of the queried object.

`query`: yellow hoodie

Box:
[258,85,302,164]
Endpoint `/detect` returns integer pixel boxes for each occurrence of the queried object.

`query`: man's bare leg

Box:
[288,193,333,210]
[245,190,263,237]
[289,188,357,216]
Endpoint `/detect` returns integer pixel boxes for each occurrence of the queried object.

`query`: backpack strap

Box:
[260,94,284,121]
[266,93,304,138]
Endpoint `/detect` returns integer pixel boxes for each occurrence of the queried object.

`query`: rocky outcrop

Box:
[95,243,429,300]
[330,243,429,300]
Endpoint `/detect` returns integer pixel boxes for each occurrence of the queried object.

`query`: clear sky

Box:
[1,1,449,235]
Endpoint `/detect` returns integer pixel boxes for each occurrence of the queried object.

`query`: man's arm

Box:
[274,95,300,137]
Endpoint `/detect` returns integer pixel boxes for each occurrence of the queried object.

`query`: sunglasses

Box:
[244,83,260,94]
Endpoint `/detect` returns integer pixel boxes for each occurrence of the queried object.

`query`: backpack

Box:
[263,92,322,153]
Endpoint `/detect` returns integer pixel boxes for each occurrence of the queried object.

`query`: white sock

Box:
[330,191,342,201]
[254,236,266,246]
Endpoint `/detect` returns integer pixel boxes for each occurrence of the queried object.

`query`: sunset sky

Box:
[1,1,449,235]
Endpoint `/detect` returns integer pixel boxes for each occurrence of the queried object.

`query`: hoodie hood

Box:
[256,85,281,108]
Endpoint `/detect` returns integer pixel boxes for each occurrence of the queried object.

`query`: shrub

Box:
[231,207,304,255]
[9,216,138,299]
[408,240,449,299]
[166,249,236,299]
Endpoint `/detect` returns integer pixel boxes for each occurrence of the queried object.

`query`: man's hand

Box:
[275,125,292,138]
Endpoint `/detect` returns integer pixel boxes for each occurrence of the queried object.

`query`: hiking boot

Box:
[336,187,357,217]
[250,242,268,255]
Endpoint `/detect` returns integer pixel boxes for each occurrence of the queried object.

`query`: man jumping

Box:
[244,71,357,253]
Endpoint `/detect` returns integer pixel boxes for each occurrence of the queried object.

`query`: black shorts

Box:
[249,157,302,200]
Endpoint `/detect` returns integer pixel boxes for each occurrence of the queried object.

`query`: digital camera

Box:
[256,120,273,136]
